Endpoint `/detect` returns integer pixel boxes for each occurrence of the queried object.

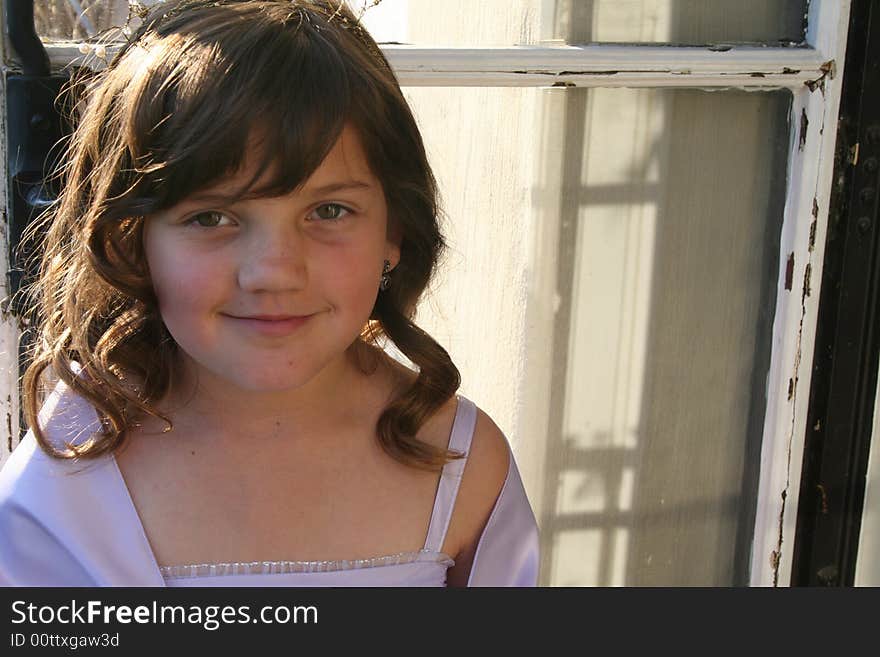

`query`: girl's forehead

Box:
[201,123,379,199]
[306,125,376,184]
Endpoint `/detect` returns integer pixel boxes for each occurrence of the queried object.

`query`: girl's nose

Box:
[237,226,308,293]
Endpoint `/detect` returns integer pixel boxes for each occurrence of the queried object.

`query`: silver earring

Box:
[379,259,391,291]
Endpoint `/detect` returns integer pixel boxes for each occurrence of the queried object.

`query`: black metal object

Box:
[6,0,48,76]
[792,0,880,586]
[4,0,68,315]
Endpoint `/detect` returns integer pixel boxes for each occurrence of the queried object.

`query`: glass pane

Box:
[404,85,791,585]
[547,0,807,45]
[366,0,807,46]
[35,0,807,46]
[35,1,132,41]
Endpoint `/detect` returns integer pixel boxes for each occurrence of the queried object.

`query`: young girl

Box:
[0,0,539,587]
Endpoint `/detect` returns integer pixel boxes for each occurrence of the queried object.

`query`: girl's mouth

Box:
[222,313,315,337]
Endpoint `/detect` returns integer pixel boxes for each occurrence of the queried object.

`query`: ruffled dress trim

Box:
[159,548,455,579]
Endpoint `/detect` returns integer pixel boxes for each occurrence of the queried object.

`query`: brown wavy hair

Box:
[20,0,462,471]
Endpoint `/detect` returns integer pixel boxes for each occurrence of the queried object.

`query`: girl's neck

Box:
[153,342,394,448]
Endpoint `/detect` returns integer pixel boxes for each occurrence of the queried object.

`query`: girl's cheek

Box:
[150,248,222,308]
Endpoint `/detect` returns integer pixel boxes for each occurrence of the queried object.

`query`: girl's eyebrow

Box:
[304,180,374,195]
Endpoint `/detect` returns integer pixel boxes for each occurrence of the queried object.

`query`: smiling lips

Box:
[223,313,315,337]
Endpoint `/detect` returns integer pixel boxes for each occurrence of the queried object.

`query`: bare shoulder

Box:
[445,402,511,586]
[369,351,512,581]
[457,404,511,519]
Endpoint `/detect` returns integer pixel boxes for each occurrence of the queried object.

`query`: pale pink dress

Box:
[0,379,539,586]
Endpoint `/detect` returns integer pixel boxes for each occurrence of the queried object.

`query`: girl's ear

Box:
[386,242,401,270]
[386,219,402,269]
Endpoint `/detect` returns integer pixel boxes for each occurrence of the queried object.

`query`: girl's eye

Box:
[187,211,233,228]
[310,203,351,222]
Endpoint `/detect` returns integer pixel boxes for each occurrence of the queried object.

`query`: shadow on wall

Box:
[535,0,795,586]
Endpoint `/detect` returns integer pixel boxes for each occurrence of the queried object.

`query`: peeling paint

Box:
[803,71,823,94]
[499,63,821,86]
[559,70,619,77]
[803,60,835,94]
[6,395,11,453]
[772,488,788,587]
[803,262,812,298]
[514,70,624,77]
[785,252,795,290]
[772,214,815,583]
[821,59,836,80]
[809,198,819,252]
[773,265,810,585]
[799,109,809,150]
[552,70,625,77]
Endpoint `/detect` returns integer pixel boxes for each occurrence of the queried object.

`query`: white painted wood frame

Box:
[41,41,831,88]
[749,0,853,588]
[0,0,853,586]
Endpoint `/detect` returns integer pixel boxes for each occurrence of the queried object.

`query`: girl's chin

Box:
[173,344,356,394]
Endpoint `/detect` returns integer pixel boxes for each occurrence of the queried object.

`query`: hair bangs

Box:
[123,2,355,211]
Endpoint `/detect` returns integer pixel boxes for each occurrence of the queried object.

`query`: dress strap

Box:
[422,395,478,554]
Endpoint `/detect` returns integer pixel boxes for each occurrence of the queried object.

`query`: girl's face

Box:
[143,124,399,393]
